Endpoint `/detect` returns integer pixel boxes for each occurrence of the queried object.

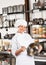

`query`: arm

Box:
[38,44,42,53]
[11,38,26,56]
[15,46,26,56]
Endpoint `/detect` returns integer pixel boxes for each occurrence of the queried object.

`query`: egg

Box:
[39,35,43,38]
[34,39,39,43]
[39,27,43,34]
[36,29,39,34]
[32,31,36,34]
[43,34,46,38]
[32,28,36,31]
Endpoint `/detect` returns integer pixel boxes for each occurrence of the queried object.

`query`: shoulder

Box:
[11,33,18,44]
[24,33,31,38]
[12,35,16,40]
[24,33,32,40]
[11,33,18,42]
[12,33,19,39]
[25,33,34,43]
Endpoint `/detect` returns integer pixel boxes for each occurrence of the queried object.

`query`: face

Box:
[18,25,26,33]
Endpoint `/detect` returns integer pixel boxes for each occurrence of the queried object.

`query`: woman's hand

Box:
[21,46,26,52]
[15,46,26,56]
[38,44,42,53]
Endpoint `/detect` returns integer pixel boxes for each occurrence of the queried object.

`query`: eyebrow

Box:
[18,26,27,27]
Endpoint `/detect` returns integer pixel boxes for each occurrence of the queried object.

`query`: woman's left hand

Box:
[38,44,42,53]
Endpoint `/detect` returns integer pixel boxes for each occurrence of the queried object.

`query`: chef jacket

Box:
[11,32,35,65]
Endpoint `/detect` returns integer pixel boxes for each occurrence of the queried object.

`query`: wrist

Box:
[20,48,23,52]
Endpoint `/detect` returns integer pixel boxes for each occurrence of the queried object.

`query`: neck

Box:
[18,31,24,34]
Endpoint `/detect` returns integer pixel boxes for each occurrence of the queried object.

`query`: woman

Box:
[11,19,35,65]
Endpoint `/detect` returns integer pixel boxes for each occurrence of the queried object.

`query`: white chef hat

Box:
[15,19,27,27]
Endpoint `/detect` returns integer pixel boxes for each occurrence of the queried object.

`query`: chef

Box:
[11,19,35,65]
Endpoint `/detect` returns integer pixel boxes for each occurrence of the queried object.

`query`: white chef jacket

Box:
[11,32,35,65]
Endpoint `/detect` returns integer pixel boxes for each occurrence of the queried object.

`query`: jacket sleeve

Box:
[11,35,21,56]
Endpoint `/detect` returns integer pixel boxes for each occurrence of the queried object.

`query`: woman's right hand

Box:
[15,46,26,56]
[21,46,26,52]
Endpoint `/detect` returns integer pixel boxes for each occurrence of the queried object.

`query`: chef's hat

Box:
[15,19,27,27]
